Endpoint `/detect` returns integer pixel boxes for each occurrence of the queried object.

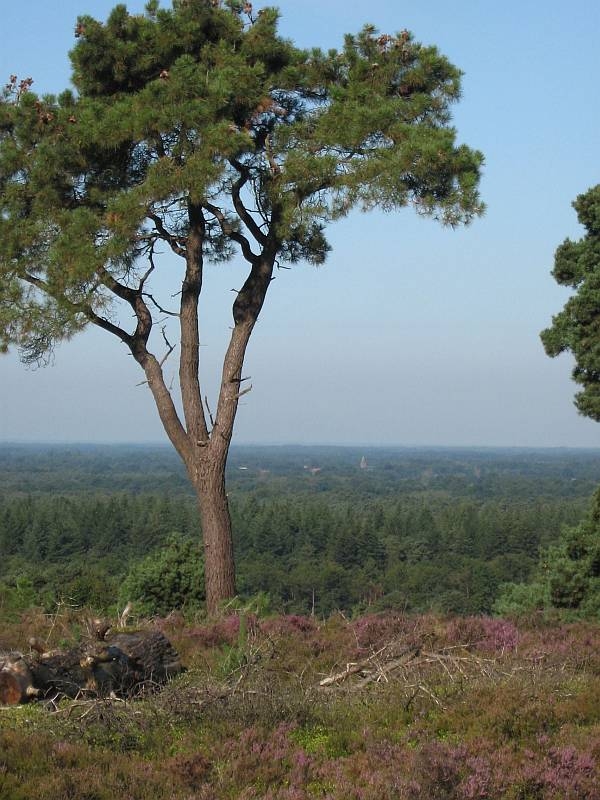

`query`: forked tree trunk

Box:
[188,256,275,613]
[138,217,277,615]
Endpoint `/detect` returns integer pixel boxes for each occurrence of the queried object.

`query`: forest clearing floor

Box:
[1,609,599,799]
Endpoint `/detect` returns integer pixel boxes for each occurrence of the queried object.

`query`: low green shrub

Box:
[119,534,204,617]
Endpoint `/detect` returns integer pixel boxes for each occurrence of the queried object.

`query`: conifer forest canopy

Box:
[0,0,483,611]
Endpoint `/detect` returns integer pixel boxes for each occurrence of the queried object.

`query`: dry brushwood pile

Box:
[150,613,546,719]
[0,623,183,705]
[168,611,598,727]
[317,638,521,709]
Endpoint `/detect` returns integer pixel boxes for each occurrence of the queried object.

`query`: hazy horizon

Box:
[2,439,600,453]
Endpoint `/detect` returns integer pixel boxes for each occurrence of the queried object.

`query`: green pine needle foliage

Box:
[496,487,600,618]
[541,184,600,421]
[120,533,205,616]
[0,0,483,363]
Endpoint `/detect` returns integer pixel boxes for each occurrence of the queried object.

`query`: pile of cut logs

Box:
[0,625,183,705]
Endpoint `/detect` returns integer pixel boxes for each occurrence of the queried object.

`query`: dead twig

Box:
[320,645,396,687]
[158,326,175,367]
[204,395,215,428]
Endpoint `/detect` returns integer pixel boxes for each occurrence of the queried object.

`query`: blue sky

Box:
[1,0,600,446]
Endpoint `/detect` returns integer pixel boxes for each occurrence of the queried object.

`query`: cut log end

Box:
[1,630,183,705]
[0,659,39,705]
[0,671,23,705]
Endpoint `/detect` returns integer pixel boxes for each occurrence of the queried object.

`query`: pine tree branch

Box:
[22,272,133,346]
[57,265,192,461]
[143,292,180,317]
[137,250,155,292]
[158,325,175,367]
[202,200,259,265]
[139,249,180,318]
[147,213,187,257]
[229,160,268,245]
[93,266,156,353]
[96,266,137,305]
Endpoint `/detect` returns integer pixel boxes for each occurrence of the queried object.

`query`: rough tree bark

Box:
[132,208,278,614]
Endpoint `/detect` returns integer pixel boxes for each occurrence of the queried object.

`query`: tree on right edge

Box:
[540,185,600,613]
[541,184,600,419]
[496,186,600,617]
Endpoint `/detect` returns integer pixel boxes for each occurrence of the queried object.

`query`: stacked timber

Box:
[0,628,183,706]
[0,653,39,705]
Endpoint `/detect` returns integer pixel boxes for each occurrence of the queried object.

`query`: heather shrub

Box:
[165,751,213,792]
[1,609,599,799]
[444,616,519,653]
[518,621,600,672]
[553,679,600,725]
[349,612,427,653]
[291,721,359,759]
[216,723,303,794]
[260,614,318,637]
[188,612,245,647]
[536,745,597,799]
[459,741,599,800]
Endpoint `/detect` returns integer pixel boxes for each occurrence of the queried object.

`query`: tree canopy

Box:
[541,184,600,421]
[0,0,483,363]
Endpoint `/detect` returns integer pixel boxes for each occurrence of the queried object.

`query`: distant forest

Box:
[1,444,600,617]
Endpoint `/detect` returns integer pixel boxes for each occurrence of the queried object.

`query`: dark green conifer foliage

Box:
[541,185,600,420]
[120,533,204,616]
[0,1,483,612]
[496,488,600,617]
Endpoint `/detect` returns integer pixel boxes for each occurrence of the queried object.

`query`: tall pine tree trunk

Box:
[139,234,276,614]
[194,457,236,613]
[189,254,276,613]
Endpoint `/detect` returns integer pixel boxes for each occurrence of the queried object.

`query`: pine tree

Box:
[496,488,600,616]
[0,1,483,612]
[541,184,600,419]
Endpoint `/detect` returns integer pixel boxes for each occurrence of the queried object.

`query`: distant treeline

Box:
[0,488,586,617]
[2,444,600,499]
[1,444,599,617]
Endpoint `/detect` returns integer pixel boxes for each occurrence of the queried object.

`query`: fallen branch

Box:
[319,644,416,687]
[355,651,421,688]
[318,640,515,703]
